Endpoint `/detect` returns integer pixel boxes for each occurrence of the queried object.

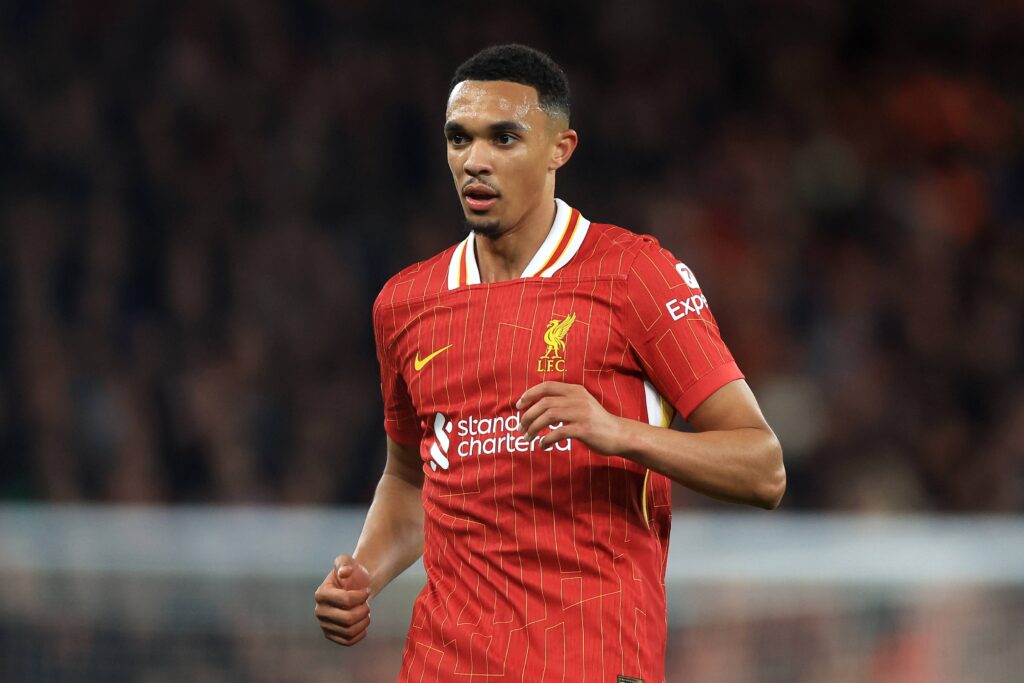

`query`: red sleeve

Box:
[373,300,422,446]
[624,240,744,419]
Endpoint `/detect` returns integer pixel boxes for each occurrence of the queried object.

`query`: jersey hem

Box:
[675,361,744,419]
[384,421,421,446]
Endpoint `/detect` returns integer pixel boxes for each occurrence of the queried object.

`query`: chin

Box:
[464,216,502,238]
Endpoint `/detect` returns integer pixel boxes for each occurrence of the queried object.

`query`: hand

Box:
[314,554,372,646]
[516,381,630,455]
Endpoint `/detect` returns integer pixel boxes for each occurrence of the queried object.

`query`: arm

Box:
[315,436,424,646]
[353,436,426,596]
[517,379,785,509]
[623,379,784,509]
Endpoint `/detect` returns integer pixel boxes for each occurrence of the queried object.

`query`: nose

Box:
[463,140,493,177]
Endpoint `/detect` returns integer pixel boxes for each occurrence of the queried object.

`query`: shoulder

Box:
[569,220,667,277]
[374,243,459,314]
[570,218,705,302]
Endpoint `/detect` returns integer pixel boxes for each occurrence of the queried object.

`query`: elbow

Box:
[757,465,786,510]
[754,434,786,510]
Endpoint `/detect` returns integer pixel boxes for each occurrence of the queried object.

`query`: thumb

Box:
[332,554,354,586]
[333,554,371,592]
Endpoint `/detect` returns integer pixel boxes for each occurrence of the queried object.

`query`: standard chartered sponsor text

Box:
[456,412,571,456]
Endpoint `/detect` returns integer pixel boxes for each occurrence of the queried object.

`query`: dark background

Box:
[1,0,1021,510]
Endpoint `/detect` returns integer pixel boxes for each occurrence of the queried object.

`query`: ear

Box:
[549,129,578,171]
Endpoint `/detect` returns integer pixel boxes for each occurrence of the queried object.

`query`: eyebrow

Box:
[444,120,529,135]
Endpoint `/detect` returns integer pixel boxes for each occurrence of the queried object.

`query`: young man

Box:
[315,44,785,683]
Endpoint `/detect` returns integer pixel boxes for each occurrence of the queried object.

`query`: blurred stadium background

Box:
[1,0,1022,681]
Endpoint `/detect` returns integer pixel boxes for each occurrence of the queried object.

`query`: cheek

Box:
[520,154,550,191]
[447,151,462,179]
[499,157,541,204]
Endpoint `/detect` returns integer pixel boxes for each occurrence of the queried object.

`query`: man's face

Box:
[445,80,563,236]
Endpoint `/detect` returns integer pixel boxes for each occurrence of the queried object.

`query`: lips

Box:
[463,183,499,212]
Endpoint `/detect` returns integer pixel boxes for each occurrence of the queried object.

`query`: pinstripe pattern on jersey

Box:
[374,211,743,683]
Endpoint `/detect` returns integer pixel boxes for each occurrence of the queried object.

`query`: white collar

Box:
[447,198,591,289]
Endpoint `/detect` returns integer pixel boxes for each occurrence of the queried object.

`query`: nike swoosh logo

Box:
[414,344,452,371]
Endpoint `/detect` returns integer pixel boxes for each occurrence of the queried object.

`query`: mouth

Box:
[463,183,499,212]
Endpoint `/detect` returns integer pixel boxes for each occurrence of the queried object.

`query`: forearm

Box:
[618,419,785,509]
[352,471,425,597]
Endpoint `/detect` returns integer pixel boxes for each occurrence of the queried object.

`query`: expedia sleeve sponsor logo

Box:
[675,262,700,289]
[663,262,708,320]
[665,293,708,320]
[427,411,571,471]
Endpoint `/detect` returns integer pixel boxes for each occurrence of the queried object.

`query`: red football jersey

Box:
[373,199,743,683]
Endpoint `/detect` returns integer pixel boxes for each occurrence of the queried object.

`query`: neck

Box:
[474,197,557,283]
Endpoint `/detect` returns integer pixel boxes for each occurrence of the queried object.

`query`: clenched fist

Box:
[314,555,372,646]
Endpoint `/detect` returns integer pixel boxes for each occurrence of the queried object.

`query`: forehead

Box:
[446,80,545,124]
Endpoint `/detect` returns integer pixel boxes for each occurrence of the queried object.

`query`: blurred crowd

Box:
[1,0,1021,509]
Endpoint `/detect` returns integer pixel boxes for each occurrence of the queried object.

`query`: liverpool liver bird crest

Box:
[542,313,576,359]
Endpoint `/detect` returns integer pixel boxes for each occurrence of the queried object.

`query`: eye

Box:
[496,133,517,145]
[448,133,468,146]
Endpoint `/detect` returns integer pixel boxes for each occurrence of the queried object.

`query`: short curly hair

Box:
[450,44,570,121]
